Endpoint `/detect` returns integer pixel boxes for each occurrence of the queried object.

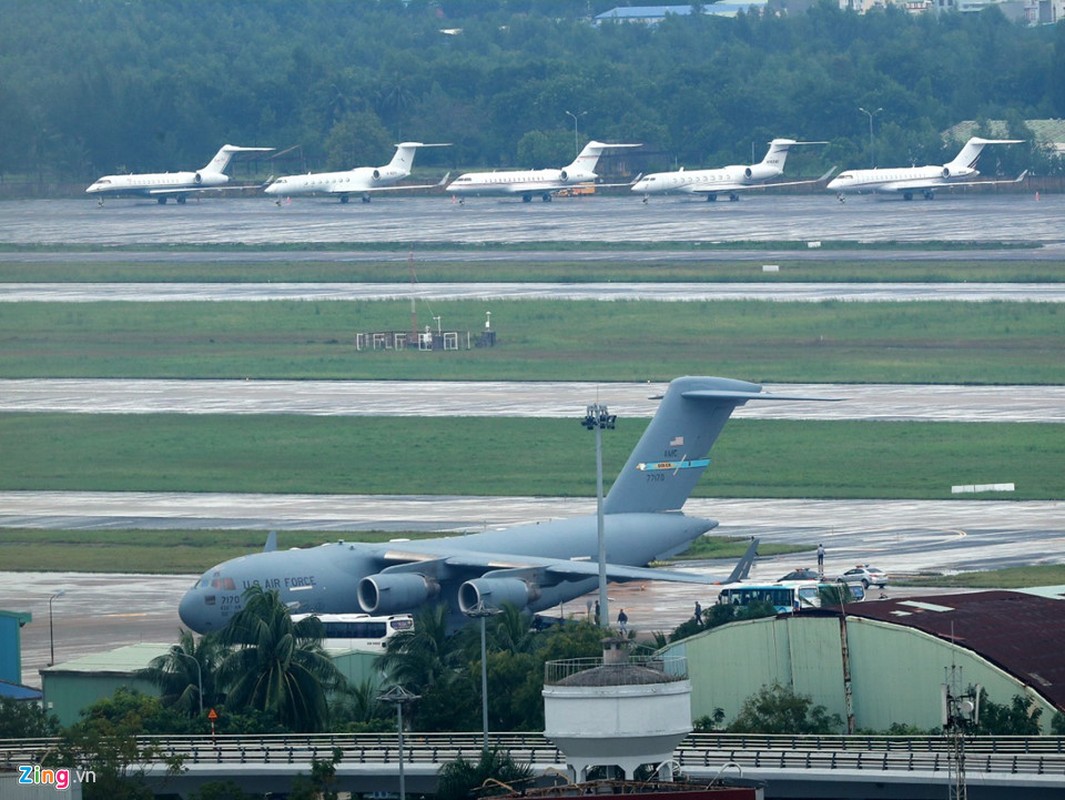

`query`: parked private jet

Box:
[632,139,830,202]
[86,144,274,204]
[178,376,834,634]
[264,142,450,204]
[445,140,641,202]
[827,137,1025,200]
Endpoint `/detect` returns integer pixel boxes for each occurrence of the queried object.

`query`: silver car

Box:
[839,565,889,589]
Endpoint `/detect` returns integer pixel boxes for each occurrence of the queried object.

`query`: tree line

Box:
[1,0,1063,189]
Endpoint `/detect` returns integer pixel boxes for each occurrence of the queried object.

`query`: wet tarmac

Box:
[1,193,1063,246]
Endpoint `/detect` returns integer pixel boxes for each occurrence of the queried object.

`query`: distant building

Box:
[0,609,37,700]
[663,590,1065,733]
[595,3,769,24]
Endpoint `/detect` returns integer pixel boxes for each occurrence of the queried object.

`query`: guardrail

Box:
[4,732,1065,778]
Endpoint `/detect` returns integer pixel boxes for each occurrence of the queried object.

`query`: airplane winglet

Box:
[818,167,838,182]
[264,531,277,553]
[437,171,452,187]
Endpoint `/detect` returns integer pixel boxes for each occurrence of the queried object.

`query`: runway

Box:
[1,194,1063,245]
[4,281,1064,302]
[2,379,1063,422]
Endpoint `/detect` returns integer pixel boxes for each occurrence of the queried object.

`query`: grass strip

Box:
[1,415,1060,500]
[1,300,1062,383]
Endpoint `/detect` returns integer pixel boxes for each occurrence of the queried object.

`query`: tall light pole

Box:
[465,601,502,753]
[378,685,419,800]
[858,106,883,168]
[582,403,616,627]
[173,648,204,715]
[565,110,586,158]
[48,590,65,666]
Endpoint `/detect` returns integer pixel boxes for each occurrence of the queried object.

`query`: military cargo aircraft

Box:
[178,376,832,632]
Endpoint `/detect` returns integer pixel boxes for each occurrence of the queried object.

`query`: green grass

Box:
[904,564,1065,589]
[1,415,1060,500]
[1,299,1062,383]
[0,257,1060,283]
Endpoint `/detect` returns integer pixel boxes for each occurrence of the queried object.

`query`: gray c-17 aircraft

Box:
[178,376,832,633]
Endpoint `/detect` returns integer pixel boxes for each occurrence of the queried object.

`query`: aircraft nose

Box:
[178,586,213,633]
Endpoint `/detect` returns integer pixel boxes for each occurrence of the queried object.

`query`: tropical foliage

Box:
[138,629,225,717]
[726,681,845,734]
[1,1,1062,188]
[217,585,346,732]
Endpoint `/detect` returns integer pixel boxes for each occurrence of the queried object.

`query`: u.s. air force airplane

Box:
[178,376,833,633]
[631,139,830,202]
[827,137,1026,200]
[86,144,274,204]
[263,142,450,204]
[445,140,640,203]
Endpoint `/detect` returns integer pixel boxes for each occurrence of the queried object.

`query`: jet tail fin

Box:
[202,144,275,175]
[386,142,451,174]
[565,140,641,177]
[603,377,840,515]
[264,531,277,553]
[724,537,759,584]
[946,137,1023,171]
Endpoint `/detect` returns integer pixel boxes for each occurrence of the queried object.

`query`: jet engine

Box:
[458,577,540,614]
[559,169,568,182]
[372,169,381,181]
[193,172,203,184]
[942,166,952,179]
[743,165,777,181]
[358,572,438,614]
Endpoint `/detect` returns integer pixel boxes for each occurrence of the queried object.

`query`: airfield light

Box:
[48,590,66,666]
[858,106,883,168]
[465,601,503,753]
[377,685,420,800]
[582,403,616,628]
[565,110,587,158]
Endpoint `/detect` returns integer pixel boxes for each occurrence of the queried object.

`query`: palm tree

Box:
[375,604,463,690]
[217,586,345,732]
[138,629,224,717]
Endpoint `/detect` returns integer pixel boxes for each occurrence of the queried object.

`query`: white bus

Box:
[291,613,414,652]
[717,581,864,614]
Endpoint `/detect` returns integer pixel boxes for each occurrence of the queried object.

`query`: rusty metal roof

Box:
[845,591,1065,711]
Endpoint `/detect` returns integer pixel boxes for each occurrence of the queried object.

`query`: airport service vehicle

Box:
[718,581,864,614]
[778,567,820,581]
[839,565,890,589]
[291,612,413,652]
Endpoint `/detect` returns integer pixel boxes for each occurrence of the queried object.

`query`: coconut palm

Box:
[138,629,224,717]
[217,586,345,732]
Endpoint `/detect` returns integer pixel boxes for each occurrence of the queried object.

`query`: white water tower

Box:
[542,638,692,782]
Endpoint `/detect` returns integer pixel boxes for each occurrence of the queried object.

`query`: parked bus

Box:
[291,612,414,652]
[717,581,864,614]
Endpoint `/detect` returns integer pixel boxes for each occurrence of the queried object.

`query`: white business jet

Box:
[445,140,641,203]
[632,139,830,202]
[86,144,274,205]
[263,142,450,204]
[827,137,1025,200]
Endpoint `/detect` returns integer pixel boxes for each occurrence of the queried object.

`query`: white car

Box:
[839,565,889,589]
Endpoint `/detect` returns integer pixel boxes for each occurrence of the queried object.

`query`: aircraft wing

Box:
[880,170,1028,193]
[148,186,237,196]
[379,541,762,583]
[332,173,451,194]
[688,167,837,194]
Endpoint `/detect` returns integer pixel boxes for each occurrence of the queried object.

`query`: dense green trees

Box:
[0,1,1060,187]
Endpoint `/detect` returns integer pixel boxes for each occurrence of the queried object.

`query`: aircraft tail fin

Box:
[264,531,278,553]
[603,377,839,515]
[564,140,641,177]
[946,137,1023,171]
[724,537,759,584]
[759,139,825,172]
[386,142,451,174]
[202,144,275,175]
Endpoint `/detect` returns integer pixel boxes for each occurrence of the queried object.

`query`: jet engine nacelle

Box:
[942,166,952,179]
[744,164,777,181]
[193,172,203,185]
[560,169,594,184]
[458,577,541,614]
[372,169,381,181]
[358,572,438,614]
